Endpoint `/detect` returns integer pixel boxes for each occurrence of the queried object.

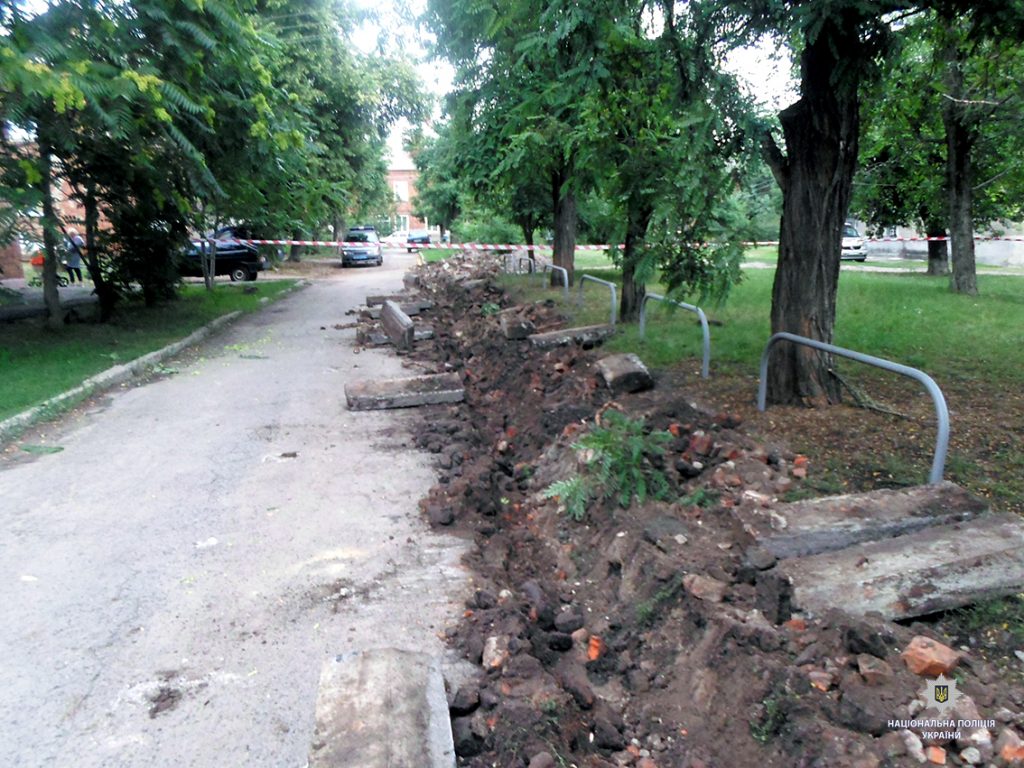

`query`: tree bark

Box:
[940,32,978,295]
[551,163,576,286]
[83,186,117,320]
[289,228,304,263]
[522,225,536,268]
[763,17,861,406]
[924,222,949,276]
[37,128,63,330]
[619,203,653,323]
[202,239,217,291]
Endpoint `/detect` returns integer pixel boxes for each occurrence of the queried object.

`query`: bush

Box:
[543,411,673,520]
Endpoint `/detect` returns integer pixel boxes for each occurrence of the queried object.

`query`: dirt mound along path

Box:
[384,253,1024,768]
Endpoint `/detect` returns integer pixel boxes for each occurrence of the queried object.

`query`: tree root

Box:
[830,369,909,419]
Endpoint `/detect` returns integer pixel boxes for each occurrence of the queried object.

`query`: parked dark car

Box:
[341,226,383,267]
[178,226,267,282]
[407,230,431,252]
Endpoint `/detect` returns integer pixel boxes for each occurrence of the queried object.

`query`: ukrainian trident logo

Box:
[922,673,958,716]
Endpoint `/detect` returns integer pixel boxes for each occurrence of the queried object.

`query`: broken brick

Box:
[900,636,960,676]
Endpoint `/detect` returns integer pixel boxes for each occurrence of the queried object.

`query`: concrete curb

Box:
[309,648,455,768]
[0,279,309,444]
[0,311,240,445]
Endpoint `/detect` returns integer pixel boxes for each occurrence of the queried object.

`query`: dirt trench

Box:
[373,255,1024,768]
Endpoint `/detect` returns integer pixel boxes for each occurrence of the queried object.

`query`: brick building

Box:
[0,243,22,278]
[385,134,434,234]
[387,166,428,232]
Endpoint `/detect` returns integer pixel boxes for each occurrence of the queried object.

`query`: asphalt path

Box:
[0,251,470,767]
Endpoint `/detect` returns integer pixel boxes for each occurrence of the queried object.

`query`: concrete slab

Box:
[362,302,434,320]
[759,512,1024,621]
[381,300,415,351]
[345,373,465,411]
[366,294,409,307]
[309,649,455,768]
[358,327,435,347]
[734,482,985,559]
[529,324,614,349]
[595,353,654,394]
[366,295,433,310]
[499,308,535,340]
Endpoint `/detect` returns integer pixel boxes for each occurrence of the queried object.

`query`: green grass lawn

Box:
[743,244,1020,273]
[0,280,297,422]
[506,263,1024,507]
[509,265,1024,380]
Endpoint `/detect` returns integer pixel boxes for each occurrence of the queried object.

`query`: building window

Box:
[393,181,409,202]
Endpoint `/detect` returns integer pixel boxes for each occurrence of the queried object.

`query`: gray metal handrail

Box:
[515,256,535,274]
[757,332,950,484]
[577,275,617,327]
[541,264,569,299]
[639,293,710,378]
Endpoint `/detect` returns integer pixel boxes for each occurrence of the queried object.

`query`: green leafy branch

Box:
[543,411,673,521]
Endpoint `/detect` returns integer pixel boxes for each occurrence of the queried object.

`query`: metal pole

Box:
[577,275,617,327]
[544,265,569,300]
[639,293,710,378]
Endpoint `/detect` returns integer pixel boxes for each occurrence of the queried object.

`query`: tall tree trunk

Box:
[924,220,949,276]
[83,186,116,320]
[289,228,303,263]
[202,239,217,291]
[551,163,576,286]
[37,128,63,330]
[333,215,347,262]
[522,225,536,268]
[619,203,653,322]
[762,16,861,406]
[940,31,978,295]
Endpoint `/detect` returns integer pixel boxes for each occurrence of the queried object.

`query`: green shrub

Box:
[543,411,672,520]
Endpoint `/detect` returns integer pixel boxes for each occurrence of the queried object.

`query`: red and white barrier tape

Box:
[194,235,1024,250]
[195,238,622,250]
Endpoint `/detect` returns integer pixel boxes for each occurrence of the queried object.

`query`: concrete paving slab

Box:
[734,481,985,559]
[760,512,1024,620]
[595,353,654,394]
[309,649,454,768]
[358,328,435,347]
[382,300,415,351]
[363,302,432,319]
[529,324,614,349]
[345,373,465,411]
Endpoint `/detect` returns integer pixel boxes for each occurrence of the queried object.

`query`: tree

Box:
[426,0,612,284]
[2,0,426,314]
[935,8,1024,294]
[573,0,748,321]
[854,10,1024,285]
[720,0,1024,403]
[733,3,891,406]
[854,30,951,276]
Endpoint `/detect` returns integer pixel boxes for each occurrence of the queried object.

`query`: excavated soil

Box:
[365,254,1024,768]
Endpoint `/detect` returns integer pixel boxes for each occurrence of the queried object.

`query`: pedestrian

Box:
[64,228,85,284]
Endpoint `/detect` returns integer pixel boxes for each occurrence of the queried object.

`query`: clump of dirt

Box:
[381,254,1024,768]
